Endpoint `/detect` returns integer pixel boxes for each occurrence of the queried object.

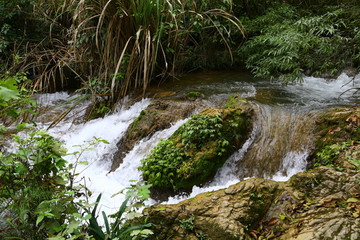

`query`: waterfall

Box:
[4,71,357,212]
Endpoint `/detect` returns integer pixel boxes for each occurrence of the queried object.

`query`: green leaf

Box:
[0,79,19,101]
[36,215,45,226]
[347,198,359,203]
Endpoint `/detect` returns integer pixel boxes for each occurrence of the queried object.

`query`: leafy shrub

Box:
[0,130,80,239]
[238,4,360,83]
[0,128,154,239]
[87,182,153,240]
[314,142,350,166]
[140,109,251,192]
[0,73,36,124]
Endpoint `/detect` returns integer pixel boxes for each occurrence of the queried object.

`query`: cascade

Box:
[5,71,358,215]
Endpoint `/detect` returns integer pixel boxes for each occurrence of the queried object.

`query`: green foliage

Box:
[140,139,187,190]
[140,109,250,191]
[186,91,201,100]
[87,100,112,120]
[238,3,360,83]
[179,113,224,148]
[0,129,153,239]
[314,141,351,167]
[346,156,360,171]
[141,113,226,191]
[225,94,247,109]
[86,182,153,240]
[0,73,36,123]
[0,129,81,239]
[0,0,35,54]
[179,216,209,239]
[179,216,195,231]
[0,0,55,72]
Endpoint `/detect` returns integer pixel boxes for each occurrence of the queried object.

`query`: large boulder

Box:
[139,107,252,193]
[137,106,360,239]
[142,164,359,240]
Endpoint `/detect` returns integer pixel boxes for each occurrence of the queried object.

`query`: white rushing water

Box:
[288,72,360,104]
[26,72,358,213]
[41,97,152,214]
[39,94,191,214]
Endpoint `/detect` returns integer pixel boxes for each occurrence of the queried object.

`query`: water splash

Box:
[287,73,359,105]
[44,99,152,213]
[272,150,308,182]
[210,124,258,186]
[11,71,357,209]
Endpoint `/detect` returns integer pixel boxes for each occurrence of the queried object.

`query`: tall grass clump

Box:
[63,0,244,104]
[2,0,244,106]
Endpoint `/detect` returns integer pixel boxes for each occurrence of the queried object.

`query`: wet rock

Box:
[111,100,196,171]
[144,178,281,240]
[137,106,360,239]
[139,107,252,194]
[141,164,359,240]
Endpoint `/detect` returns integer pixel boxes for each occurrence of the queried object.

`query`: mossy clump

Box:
[130,110,146,134]
[311,107,360,168]
[186,91,202,100]
[139,108,252,192]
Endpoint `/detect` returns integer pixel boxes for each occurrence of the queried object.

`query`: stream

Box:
[29,71,360,215]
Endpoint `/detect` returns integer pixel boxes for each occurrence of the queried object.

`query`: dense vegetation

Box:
[239,1,360,82]
[1,0,244,103]
[140,108,250,192]
[1,0,358,103]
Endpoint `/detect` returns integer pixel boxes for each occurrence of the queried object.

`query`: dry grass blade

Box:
[111,37,133,99]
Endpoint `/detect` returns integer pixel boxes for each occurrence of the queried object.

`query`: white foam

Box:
[287,73,359,103]
[46,99,152,212]
[36,91,76,106]
[272,150,308,182]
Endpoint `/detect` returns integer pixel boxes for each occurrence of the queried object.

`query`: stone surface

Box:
[138,106,360,240]
[143,165,359,240]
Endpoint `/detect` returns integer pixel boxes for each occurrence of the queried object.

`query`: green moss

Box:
[131,110,145,132]
[186,91,201,100]
[239,188,278,229]
[289,171,322,193]
[139,108,251,192]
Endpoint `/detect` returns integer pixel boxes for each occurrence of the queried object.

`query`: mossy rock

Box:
[139,107,252,193]
[314,107,359,150]
[186,91,202,101]
[310,106,360,168]
[111,100,195,171]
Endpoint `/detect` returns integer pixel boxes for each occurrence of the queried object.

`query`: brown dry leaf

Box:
[249,231,258,239]
[329,127,341,134]
[346,115,360,126]
[268,218,279,226]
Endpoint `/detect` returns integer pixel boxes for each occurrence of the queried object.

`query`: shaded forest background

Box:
[1,0,359,103]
